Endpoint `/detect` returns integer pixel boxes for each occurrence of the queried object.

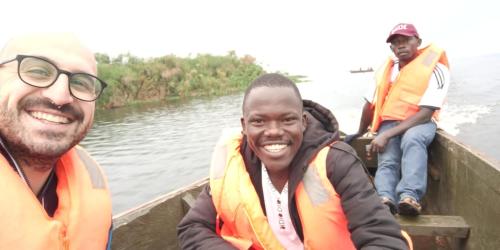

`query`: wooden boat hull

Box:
[424,131,500,249]
[111,130,500,250]
[111,178,207,250]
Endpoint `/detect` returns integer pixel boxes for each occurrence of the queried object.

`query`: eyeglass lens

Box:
[19,56,103,101]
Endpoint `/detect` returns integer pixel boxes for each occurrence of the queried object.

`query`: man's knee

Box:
[401,125,436,147]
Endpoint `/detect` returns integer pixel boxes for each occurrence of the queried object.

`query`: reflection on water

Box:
[81,95,242,213]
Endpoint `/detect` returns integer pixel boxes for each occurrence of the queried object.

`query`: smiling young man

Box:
[0,33,112,249]
[345,23,450,216]
[178,73,410,249]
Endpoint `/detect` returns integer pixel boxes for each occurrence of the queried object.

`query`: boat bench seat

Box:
[397,215,470,238]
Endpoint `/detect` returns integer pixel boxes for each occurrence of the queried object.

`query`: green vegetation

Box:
[95,51,305,109]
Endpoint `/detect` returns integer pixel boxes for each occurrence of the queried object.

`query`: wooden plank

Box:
[345,136,378,169]
[111,178,208,250]
[428,162,441,181]
[397,215,469,238]
[426,131,500,249]
[181,192,196,213]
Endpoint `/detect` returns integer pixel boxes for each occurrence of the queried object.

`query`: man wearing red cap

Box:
[345,23,450,216]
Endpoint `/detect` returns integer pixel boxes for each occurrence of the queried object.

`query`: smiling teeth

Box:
[264,144,287,153]
[30,111,70,124]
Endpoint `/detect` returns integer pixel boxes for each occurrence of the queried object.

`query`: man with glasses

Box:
[345,23,450,216]
[0,33,112,249]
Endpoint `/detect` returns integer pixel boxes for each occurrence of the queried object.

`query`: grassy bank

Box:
[95,52,305,109]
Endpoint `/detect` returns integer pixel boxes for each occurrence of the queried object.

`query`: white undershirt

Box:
[262,164,304,250]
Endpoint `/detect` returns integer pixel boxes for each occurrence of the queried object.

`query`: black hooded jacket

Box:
[177,100,408,250]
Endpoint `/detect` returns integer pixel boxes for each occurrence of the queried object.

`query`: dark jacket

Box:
[177,100,408,250]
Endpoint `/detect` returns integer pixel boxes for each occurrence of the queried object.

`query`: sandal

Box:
[381,197,398,215]
[398,197,422,216]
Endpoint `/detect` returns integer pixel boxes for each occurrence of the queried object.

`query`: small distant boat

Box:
[350,67,374,73]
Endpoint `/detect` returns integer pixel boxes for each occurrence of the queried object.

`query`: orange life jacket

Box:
[209,132,355,250]
[371,44,449,132]
[0,146,112,250]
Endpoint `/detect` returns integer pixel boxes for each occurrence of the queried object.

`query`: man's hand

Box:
[344,133,360,144]
[371,133,389,153]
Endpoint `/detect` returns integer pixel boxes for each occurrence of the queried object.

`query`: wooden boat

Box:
[110,130,500,250]
[350,67,374,73]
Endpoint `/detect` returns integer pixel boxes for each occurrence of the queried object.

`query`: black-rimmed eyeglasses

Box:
[0,55,107,102]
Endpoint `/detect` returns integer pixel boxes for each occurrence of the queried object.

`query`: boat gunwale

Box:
[113,177,208,228]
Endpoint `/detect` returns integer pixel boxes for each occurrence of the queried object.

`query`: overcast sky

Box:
[2,0,499,83]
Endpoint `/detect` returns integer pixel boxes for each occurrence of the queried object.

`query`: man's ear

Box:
[301,113,308,132]
[240,117,246,135]
[417,38,422,46]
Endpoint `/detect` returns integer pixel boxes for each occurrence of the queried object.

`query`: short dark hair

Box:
[242,73,302,113]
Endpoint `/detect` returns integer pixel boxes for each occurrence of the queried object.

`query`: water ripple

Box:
[81,94,242,213]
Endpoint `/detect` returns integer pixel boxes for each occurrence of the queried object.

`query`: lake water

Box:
[80,54,500,214]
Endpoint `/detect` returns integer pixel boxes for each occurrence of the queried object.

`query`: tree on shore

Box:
[95,52,305,109]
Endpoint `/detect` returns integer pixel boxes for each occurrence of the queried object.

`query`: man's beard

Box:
[0,97,90,160]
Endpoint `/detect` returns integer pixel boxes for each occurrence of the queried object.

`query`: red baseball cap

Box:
[386,23,419,43]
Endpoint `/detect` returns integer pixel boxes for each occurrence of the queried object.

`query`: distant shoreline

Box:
[95,52,306,109]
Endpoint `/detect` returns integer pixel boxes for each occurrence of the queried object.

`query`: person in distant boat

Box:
[344,23,450,216]
[177,73,411,249]
[0,33,112,249]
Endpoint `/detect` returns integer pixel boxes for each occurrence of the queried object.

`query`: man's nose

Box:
[265,121,284,136]
[396,42,407,49]
[40,74,74,106]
